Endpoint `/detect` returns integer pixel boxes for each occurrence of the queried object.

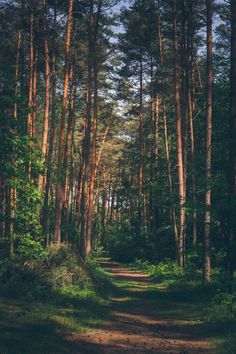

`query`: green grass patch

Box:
[0,247,113,353]
[132,258,236,354]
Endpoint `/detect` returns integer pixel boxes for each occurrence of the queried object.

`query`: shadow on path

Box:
[72,261,214,354]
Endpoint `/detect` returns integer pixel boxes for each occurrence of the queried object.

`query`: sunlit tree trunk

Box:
[63,57,76,244]
[39,0,51,191]
[80,0,93,258]
[163,101,178,248]
[86,0,102,257]
[172,0,185,268]
[42,28,57,243]
[54,0,73,244]
[187,0,197,247]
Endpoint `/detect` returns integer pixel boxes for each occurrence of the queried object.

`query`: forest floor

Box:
[0,260,219,354]
[71,260,215,354]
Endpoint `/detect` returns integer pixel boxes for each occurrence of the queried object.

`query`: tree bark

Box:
[203,0,213,284]
[54,0,73,244]
[14,30,21,120]
[138,50,144,229]
[187,0,197,247]
[39,0,51,191]
[228,0,236,287]
[80,0,94,258]
[86,0,102,257]
[163,101,178,248]
[27,8,34,138]
[172,0,186,268]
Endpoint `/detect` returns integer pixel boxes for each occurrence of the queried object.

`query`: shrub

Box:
[0,246,112,303]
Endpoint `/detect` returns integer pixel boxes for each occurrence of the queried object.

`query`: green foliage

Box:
[16,233,46,259]
[106,220,148,261]
[132,258,236,353]
[0,247,112,303]
[133,259,185,286]
[207,292,236,322]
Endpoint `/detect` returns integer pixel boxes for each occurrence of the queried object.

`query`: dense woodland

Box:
[0,0,236,351]
[1,0,235,280]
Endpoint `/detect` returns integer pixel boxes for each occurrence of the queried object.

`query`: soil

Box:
[70,261,215,354]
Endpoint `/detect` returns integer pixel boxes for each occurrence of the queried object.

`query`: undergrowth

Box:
[0,246,113,354]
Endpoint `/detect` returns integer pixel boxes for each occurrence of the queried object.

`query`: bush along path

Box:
[0,249,112,354]
[73,260,215,354]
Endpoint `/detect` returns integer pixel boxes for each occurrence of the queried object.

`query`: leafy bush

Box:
[207,292,236,322]
[0,246,112,303]
[133,259,185,286]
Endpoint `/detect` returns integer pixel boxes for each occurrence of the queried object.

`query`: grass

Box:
[0,248,113,354]
[131,258,236,354]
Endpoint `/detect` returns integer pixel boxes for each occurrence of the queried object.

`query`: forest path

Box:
[73,260,214,354]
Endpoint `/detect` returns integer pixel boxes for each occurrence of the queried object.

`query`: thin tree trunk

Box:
[138,51,144,228]
[42,42,57,243]
[39,0,51,191]
[14,30,21,120]
[181,0,187,202]
[150,58,156,236]
[203,0,213,284]
[64,71,76,244]
[172,0,185,268]
[5,185,13,257]
[10,30,22,247]
[86,0,102,257]
[187,0,197,247]
[27,8,34,138]
[54,0,73,244]
[32,48,38,137]
[227,0,236,287]
[163,101,178,248]
[80,0,94,258]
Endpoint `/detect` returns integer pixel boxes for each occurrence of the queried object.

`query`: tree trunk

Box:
[203,0,213,284]
[187,0,197,247]
[80,0,93,258]
[42,48,57,243]
[86,0,102,257]
[54,0,73,244]
[228,0,236,287]
[14,30,21,120]
[181,0,187,202]
[39,0,51,191]
[63,64,76,244]
[163,101,178,248]
[27,8,34,138]
[138,51,144,230]
[32,47,38,138]
[172,0,186,268]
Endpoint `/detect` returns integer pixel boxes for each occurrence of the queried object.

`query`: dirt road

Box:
[73,261,214,354]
